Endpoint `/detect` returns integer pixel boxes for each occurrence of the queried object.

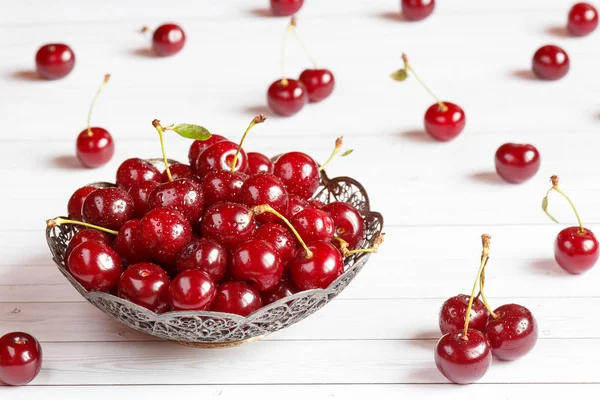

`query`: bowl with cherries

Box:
[46,115,384,347]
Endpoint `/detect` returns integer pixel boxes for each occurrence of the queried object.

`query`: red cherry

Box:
[424,102,466,141]
[289,241,343,290]
[568,3,598,36]
[261,278,298,304]
[82,187,135,230]
[201,203,257,251]
[35,43,75,80]
[67,240,123,292]
[267,79,308,117]
[65,228,112,261]
[128,181,160,218]
[240,173,288,224]
[439,295,489,335]
[435,329,492,384]
[287,194,310,218]
[76,127,115,168]
[401,0,435,21]
[175,237,228,282]
[270,0,304,16]
[255,223,297,265]
[112,219,152,265]
[137,207,193,266]
[161,163,194,182]
[532,45,570,80]
[273,151,320,199]
[168,269,216,311]
[67,186,97,220]
[116,158,162,191]
[307,199,325,209]
[554,226,599,274]
[188,134,227,172]
[321,202,365,249]
[485,304,538,361]
[152,23,186,57]
[118,262,170,313]
[299,69,335,103]
[195,140,248,177]
[211,281,263,316]
[494,143,541,184]
[247,152,274,174]
[147,178,205,223]
[201,170,247,207]
[291,208,334,243]
[0,332,43,386]
[230,239,284,291]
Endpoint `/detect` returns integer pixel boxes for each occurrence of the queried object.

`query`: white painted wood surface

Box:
[1,0,600,398]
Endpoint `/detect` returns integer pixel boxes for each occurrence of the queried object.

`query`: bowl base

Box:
[174,334,267,348]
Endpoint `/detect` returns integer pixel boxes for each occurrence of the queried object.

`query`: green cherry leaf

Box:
[171,124,212,141]
[390,69,408,82]
[542,196,559,223]
[341,149,354,157]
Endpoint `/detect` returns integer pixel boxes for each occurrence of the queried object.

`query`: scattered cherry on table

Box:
[0,332,43,386]
[494,143,541,183]
[145,24,186,57]
[568,2,598,36]
[35,43,75,80]
[270,0,304,16]
[485,303,538,361]
[532,45,570,80]
[401,0,435,21]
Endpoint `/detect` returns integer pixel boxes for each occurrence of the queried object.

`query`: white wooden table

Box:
[1,0,599,398]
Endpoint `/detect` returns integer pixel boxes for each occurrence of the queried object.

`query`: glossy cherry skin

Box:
[211,281,263,316]
[162,163,195,182]
[485,304,538,361]
[112,219,152,265]
[439,295,489,335]
[494,143,541,184]
[291,208,335,243]
[255,223,297,265]
[554,226,599,274]
[195,140,248,177]
[299,69,335,103]
[175,237,228,282]
[532,45,570,80]
[67,240,123,292]
[188,134,227,172]
[270,0,304,16]
[273,152,320,199]
[201,203,257,251]
[82,187,135,230]
[307,199,325,209]
[128,181,160,218]
[262,278,298,305]
[137,207,193,266]
[289,241,343,290]
[35,43,75,80]
[322,202,364,249]
[424,102,466,141]
[247,152,274,174]
[152,23,186,57]
[240,173,288,224]
[0,332,43,386]
[568,3,598,36]
[116,158,162,191]
[65,228,112,261]
[148,178,205,223]
[287,194,310,218]
[168,269,216,311]
[435,329,492,384]
[230,239,284,291]
[67,186,97,220]
[202,170,247,207]
[118,262,170,313]
[401,0,435,21]
[267,79,308,117]
[76,127,114,168]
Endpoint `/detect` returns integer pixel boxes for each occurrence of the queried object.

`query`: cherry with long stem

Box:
[319,137,353,171]
[290,18,317,69]
[280,18,296,86]
[462,234,493,340]
[151,120,174,182]
[231,114,266,173]
[334,235,385,258]
[47,217,118,236]
[86,74,111,137]
[542,175,585,233]
[397,54,447,112]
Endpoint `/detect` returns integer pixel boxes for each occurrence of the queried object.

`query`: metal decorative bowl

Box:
[46,159,384,347]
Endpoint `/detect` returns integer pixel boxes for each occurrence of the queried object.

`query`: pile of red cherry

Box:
[51,115,381,320]
[436,235,538,384]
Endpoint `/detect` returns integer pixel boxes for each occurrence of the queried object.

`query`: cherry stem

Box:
[280,18,296,86]
[251,204,313,258]
[140,26,150,34]
[87,74,111,137]
[152,119,173,182]
[547,175,585,234]
[231,114,266,172]
[478,257,498,319]
[319,137,344,171]
[401,54,447,113]
[462,234,491,340]
[46,217,119,236]
[335,234,385,258]
[290,20,317,69]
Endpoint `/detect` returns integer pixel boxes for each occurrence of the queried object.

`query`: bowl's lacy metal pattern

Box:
[46,168,383,345]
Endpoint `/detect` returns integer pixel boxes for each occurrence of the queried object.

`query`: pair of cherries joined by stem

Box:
[268,18,335,116]
[542,175,599,274]
[391,54,466,141]
[0,332,43,386]
[436,235,538,384]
